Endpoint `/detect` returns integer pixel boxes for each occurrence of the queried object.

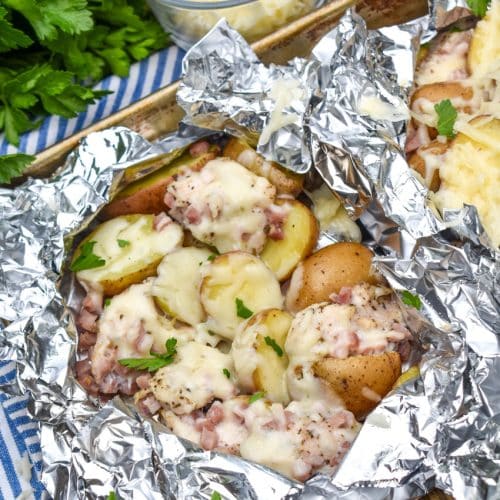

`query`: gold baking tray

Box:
[25,0,427,179]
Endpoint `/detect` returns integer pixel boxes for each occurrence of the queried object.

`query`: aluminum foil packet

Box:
[1,1,499,499]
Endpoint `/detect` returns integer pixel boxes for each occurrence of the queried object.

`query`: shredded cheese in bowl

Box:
[148,0,319,49]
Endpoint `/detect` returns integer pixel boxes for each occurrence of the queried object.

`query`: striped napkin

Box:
[0,44,185,499]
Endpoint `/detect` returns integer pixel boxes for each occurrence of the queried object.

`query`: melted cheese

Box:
[150,342,236,414]
[93,280,195,364]
[358,95,409,122]
[309,185,362,242]
[166,158,276,254]
[260,79,304,145]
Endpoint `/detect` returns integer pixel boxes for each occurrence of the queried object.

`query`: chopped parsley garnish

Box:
[118,338,177,373]
[108,492,118,500]
[117,239,130,248]
[249,391,265,404]
[222,368,231,379]
[207,254,217,262]
[104,298,111,307]
[264,336,283,357]
[70,241,106,272]
[235,298,253,319]
[211,492,222,500]
[434,99,457,138]
[467,0,490,17]
[401,290,422,310]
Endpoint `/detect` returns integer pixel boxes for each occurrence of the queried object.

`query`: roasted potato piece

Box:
[101,150,217,219]
[260,200,319,281]
[153,247,213,325]
[285,242,377,313]
[231,309,292,403]
[74,214,183,295]
[313,352,401,419]
[467,1,500,79]
[411,82,474,115]
[223,137,304,196]
[408,140,448,191]
[200,252,283,340]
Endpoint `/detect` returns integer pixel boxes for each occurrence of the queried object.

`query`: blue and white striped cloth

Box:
[0,44,185,500]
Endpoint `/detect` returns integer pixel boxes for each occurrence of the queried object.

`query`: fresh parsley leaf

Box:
[207,254,216,262]
[211,492,222,500]
[0,7,33,53]
[249,391,265,404]
[4,0,94,41]
[118,338,178,373]
[264,336,284,357]
[466,0,490,17]
[401,290,422,310]
[222,368,230,379]
[70,241,106,272]
[117,239,130,248]
[108,492,117,500]
[104,298,111,307]
[0,153,35,183]
[235,298,253,319]
[434,99,457,138]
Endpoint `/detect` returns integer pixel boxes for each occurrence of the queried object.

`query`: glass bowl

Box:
[147,0,322,50]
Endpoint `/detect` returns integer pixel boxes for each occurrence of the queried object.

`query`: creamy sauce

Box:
[165,159,277,254]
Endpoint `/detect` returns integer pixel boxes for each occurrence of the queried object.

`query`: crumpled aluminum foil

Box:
[1,1,499,499]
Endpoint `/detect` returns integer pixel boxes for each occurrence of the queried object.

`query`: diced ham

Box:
[200,427,218,450]
[330,287,352,305]
[136,373,152,390]
[185,205,201,224]
[138,395,162,416]
[265,206,287,241]
[153,212,173,232]
[82,289,103,315]
[78,332,97,352]
[164,192,176,209]
[189,141,210,157]
[77,309,98,333]
[206,401,224,425]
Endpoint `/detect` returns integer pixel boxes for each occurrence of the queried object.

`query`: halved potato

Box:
[260,200,319,281]
[223,137,304,196]
[152,247,213,325]
[101,150,217,219]
[231,309,292,403]
[200,252,283,340]
[285,242,377,313]
[74,214,183,295]
[312,352,401,419]
[408,140,448,191]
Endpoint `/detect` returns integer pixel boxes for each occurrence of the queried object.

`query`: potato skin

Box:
[411,82,474,112]
[223,137,304,196]
[313,352,401,419]
[101,150,217,219]
[408,140,448,191]
[285,242,377,313]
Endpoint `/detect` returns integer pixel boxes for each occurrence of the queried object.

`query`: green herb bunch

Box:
[0,0,169,181]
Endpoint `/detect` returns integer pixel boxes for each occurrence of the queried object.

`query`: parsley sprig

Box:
[0,153,35,183]
[70,240,106,272]
[235,298,253,319]
[466,0,490,17]
[118,338,178,373]
[401,290,422,310]
[249,391,266,404]
[434,99,457,138]
[264,336,284,357]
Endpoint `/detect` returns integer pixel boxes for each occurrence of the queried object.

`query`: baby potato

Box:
[411,82,474,113]
[101,150,217,219]
[200,252,284,340]
[408,140,448,191]
[231,309,292,404]
[312,352,401,419]
[285,242,377,313]
[74,214,183,296]
[260,200,319,281]
[223,137,304,196]
[153,247,213,325]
